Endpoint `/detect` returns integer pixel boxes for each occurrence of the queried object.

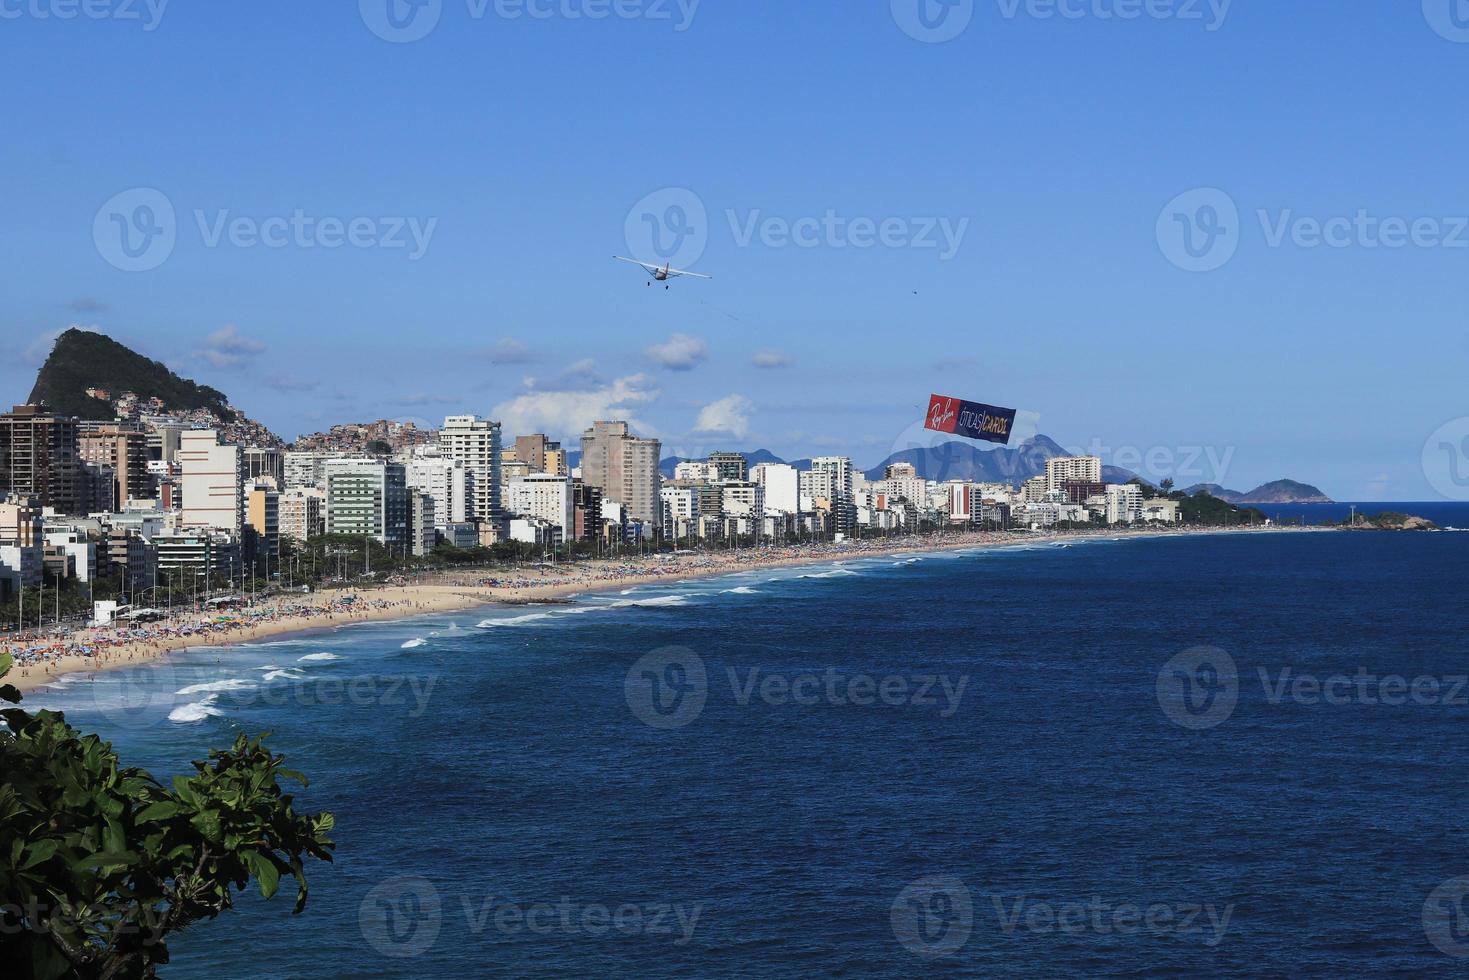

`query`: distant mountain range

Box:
[658,436,1137,484]
[1182,480,1333,504]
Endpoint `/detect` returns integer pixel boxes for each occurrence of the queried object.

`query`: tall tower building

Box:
[179,430,243,533]
[439,415,503,529]
[579,421,662,527]
[0,404,81,514]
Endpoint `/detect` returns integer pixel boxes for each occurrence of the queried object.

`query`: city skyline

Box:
[4,5,1468,500]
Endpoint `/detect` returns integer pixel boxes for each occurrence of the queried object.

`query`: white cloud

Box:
[646,332,708,371]
[752,348,790,369]
[193,324,266,367]
[694,394,753,439]
[493,373,659,440]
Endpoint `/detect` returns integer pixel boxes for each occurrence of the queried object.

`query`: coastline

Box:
[5,525,1311,694]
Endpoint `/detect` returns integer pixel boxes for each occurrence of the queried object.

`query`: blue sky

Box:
[3,1,1467,499]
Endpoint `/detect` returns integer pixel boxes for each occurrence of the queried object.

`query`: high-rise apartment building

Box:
[506,473,574,536]
[0,404,80,514]
[79,425,152,505]
[579,421,661,527]
[1045,456,1103,494]
[708,451,748,482]
[178,430,243,533]
[245,482,280,568]
[324,458,409,546]
[404,456,470,530]
[440,415,503,528]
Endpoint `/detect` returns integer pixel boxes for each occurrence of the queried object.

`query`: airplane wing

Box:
[663,266,713,280]
[613,255,662,272]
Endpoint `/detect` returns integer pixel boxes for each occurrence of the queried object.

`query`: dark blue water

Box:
[27,532,1469,977]
[1253,500,1469,528]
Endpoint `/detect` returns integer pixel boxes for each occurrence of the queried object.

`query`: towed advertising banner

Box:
[924,394,1018,446]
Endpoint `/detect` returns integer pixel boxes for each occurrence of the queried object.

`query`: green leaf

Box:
[0,651,11,678]
[21,839,60,870]
[135,801,182,823]
[75,850,140,870]
[243,849,281,900]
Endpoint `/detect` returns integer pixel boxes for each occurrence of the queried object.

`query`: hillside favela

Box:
[5,6,1469,979]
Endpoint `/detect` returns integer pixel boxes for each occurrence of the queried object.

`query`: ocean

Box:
[24,527,1469,977]
[1251,501,1469,528]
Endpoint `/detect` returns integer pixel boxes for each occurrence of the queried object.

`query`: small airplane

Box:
[613,255,712,289]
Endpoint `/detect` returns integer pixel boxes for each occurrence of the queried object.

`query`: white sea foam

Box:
[721,586,760,595]
[477,612,554,628]
[262,668,306,682]
[169,695,223,723]
[298,652,341,662]
[401,638,427,649]
[612,594,690,608]
[175,679,255,696]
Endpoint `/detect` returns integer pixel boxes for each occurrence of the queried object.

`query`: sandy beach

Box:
[3,525,1307,693]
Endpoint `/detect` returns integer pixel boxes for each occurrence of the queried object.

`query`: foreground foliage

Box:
[0,654,334,979]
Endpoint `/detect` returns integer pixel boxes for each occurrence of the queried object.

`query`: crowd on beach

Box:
[1,593,421,686]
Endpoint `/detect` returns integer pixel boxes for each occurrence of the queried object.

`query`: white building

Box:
[283,450,345,490]
[1143,498,1181,523]
[721,481,765,519]
[506,473,573,537]
[1105,484,1144,525]
[751,462,800,515]
[673,460,719,482]
[440,415,503,528]
[405,456,471,529]
[1046,455,1103,493]
[510,516,561,548]
[178,430,242,533]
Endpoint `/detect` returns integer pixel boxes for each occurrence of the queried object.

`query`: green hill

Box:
[27,328,236,421]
